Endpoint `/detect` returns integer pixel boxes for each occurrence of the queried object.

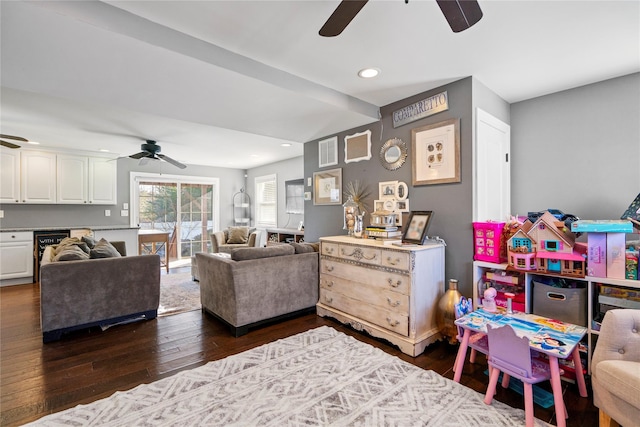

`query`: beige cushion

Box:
[227,226,250,244]
[90,238,122,259]
[54,237,90,255]
[53,245,90,262]
[595,360,640,408]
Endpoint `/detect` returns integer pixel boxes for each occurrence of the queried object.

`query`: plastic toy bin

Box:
[473,221,506,263]
[532,281,587,326]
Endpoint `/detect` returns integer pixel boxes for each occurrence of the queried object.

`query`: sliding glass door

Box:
[132,173,219,263]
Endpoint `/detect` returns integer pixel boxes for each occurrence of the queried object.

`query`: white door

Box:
[474,108,511,222]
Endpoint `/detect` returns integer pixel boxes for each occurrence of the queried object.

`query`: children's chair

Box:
[483,324,567,427]
[452,297,490,373]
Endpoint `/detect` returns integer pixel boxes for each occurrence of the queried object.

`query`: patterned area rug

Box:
[27,326,549,426]
[158,272,201,316]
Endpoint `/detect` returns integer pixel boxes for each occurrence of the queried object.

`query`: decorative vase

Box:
[437,279,462,344]
[343,195,358,236]
[353,212,365,238]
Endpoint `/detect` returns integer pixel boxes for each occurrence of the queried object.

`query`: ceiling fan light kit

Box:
[128,140,187,169]
[320,0,482,37]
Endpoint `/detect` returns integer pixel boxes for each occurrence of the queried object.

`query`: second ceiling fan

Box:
[319,0,483,37]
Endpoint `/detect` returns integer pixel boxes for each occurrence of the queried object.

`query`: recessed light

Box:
[281,143,292,147]
[27,141,40,145]
[99,149,110,152]
[358,68,380,78]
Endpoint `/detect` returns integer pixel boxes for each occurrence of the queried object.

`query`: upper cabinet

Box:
[56,155,117,205]
[0,148,117,205]
[21,151,57,204]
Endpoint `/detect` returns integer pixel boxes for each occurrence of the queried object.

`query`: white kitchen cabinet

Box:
[0,148,20,203]
[0,231,34,285]
[20,151,57,203]
[57,155,116,205]
[88,157,117,205]
[57,154,88,204]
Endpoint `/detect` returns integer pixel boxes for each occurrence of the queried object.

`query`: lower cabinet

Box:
[317,235,445,356]
[0,232,34,286]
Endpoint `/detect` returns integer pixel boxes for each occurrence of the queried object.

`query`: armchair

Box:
[591,309,640,427]
[211,227,260,254]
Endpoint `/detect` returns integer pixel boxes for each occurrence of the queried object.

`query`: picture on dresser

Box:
[402,211,433,244]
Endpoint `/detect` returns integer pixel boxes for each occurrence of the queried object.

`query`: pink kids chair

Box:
[483,324,566,427]
[452,297,489,373]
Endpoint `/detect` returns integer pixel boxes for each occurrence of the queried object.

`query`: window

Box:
[285,179,304,214]
[255,174,277,227]
[544,240,561,251]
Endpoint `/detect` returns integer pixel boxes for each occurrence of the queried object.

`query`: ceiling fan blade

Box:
[157,153,187,169]
[1,139,21,149]
[319,0,369,37]
[436,0,483,33]
[0,134,29,142]
[129,151,150,159]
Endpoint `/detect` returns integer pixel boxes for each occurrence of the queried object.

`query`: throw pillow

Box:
[227,226,250,244]
[53,237,90,255]
[90,238,122,259]
[82,235,97,249]
[53,245,90,262]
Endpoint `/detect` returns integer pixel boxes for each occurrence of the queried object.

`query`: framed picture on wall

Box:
[411,119,460,186]
[318,136,338,168]
[313,168,342,205]
[344,129,372,163]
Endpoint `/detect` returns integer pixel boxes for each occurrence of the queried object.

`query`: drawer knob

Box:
[328,281,334,287]
[325,265,334,272]
[387,278,402,288]
[325,296,333,304]
[386,318,400,327]
[387,298,400,307]
[326,247,334,254]
[387,256,400,265]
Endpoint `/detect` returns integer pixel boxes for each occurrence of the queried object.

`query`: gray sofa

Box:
[196,243,319,336]
[40,240,161,342]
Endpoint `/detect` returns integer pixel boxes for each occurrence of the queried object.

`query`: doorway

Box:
[131,173,220,266]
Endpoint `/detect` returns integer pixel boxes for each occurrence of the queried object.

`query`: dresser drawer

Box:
[320,274,409,313]
[321,242,339,257]
[319,288,409,336]
[321,259,410,295]
[338,244,380,266]
[380,250,410,270]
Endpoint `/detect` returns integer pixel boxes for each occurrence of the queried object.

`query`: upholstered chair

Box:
[591,309,640,427]
[211,227,259,254]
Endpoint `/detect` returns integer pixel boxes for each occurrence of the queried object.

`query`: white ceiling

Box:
[1,0,638,169]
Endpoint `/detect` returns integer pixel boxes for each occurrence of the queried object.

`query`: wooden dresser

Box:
[317,235,445,356]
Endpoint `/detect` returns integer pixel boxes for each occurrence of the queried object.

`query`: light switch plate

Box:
[304,192,311,201]
[104,209,111,217]
[0,210,4,219]
[121,210,129,217]
[307,177,312,186]
[123,202,129,210]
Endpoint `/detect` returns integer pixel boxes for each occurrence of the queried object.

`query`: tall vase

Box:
[437,279,462,344]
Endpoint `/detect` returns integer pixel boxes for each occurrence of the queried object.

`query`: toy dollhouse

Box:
[507,211,586,277]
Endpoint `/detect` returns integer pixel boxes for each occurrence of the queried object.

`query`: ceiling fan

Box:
[0,134,29,149]
[128,140,187,169]
[319,0,483,37]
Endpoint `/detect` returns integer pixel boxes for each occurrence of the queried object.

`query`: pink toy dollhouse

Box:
[507,211,586,276]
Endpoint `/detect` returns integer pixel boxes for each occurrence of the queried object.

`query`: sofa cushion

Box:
[54,237,90,255]
[231,245,294,261]
[227,226,250,244]
[291,242,320,254]
[90,238,122,259]
[595,360,640,408]
[53,245,91,262]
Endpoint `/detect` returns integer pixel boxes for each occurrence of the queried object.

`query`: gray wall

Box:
[510,73,640,221]
[0,157,245,230]
[304,77,476,295]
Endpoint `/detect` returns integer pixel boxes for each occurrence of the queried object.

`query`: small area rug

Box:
[158,272,201,316]
[27,326,549,426]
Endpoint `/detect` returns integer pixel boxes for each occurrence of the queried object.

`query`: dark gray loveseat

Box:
[39,240,161,342]
[196,243,319,336]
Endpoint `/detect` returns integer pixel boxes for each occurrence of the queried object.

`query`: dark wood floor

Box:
[1,278,597,426]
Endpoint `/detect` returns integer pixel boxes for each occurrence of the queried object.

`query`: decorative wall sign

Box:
[344,130,372,163]
[318,136,338,168]
[392,91,449,128]
[411,118,460,186]
[313,168,342,205]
